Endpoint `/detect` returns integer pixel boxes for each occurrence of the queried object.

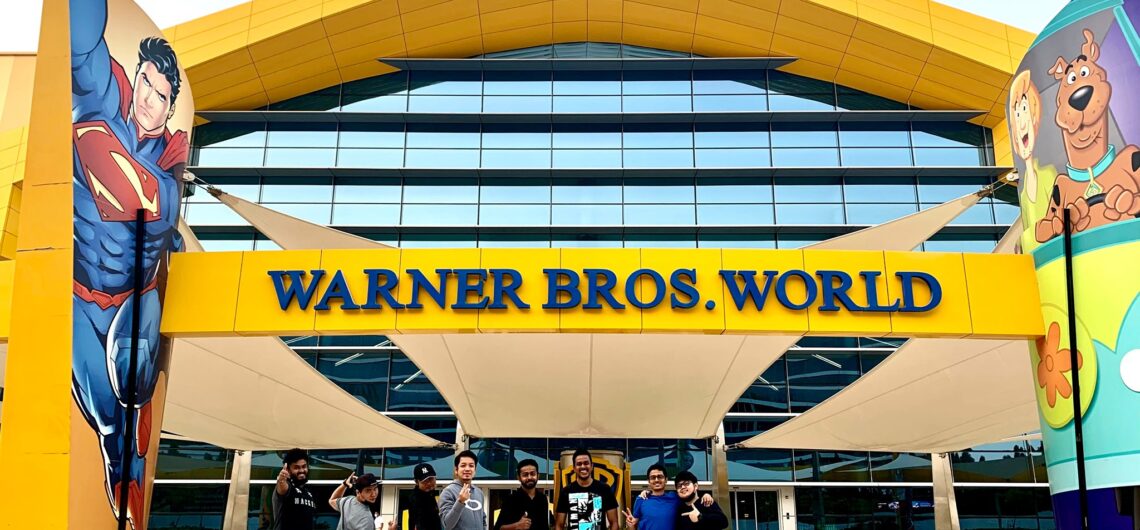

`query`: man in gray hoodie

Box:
[439,450,487,530]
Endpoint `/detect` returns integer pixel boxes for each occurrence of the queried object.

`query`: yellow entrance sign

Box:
[160,248,1044,339]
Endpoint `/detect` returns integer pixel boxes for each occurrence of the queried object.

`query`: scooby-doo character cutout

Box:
[1036,29,1140,243]
[1011,70,1045,203]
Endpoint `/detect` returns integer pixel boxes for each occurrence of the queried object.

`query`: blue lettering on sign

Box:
[266,267,944,313]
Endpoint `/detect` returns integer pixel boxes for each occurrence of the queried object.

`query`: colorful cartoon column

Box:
[0,1,193,529]
[1008,1,1140,528]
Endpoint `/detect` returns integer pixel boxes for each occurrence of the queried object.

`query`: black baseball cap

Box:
[355,473,379,490]
[414,463,437,482]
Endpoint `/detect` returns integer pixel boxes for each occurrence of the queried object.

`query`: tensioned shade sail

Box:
[207,188,392,250]
[161,221,437,450]
[737,220,1040,453]
[206,188,985,439]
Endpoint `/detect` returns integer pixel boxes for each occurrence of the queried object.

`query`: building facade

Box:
[148,41,1050,530]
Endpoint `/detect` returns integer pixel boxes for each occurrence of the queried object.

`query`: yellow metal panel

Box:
[844,37,926,76]
[322,0,400,35]
[779,59,839,83]
[178,33,254,71]
[481,3,553,33]
[926,47,1011,90]
[261,56,340,90]
[404,17,482,51]
[234,250,323,335]
[334,37,408,67]
[248,22,329,61]
[807,0,856,15]
[774,17,851,55]
[691,34,771,57]
[168,2,253,45]
[401,0,480,33]
[779,0,855,34]
[692,16,774,50]
[622,2,695,34]
[190,65,263,100]
[174,49,255,87]
[161,252,244,336]
[920,61,1003,102]
[253,46,337,82]
[400,0,454,12]
[338,60,400,84]
[396,248,481,333]
[0,231,16,260]
[855,2,933,43]
[587,0,623,21]
[553,0,587,22]
[698,0,777,31]
[477,248,560,332]
[407,36,485,57]
[553,21,589,42]
[634,0,700,13]
[586,21,622,42]
[0,260,13,338]
[963,253,1044,338]
[314,249,402,334]
[931,31,1014,75]
[480,0,550,13]
[912,78,996,112]
[173,18,251,56]
[265,70,344,103]
[195,83,270,111]
[884,251,972,337]
[16,182,70,252]
[850,20,932,62]
[3,201,19,237]
[622,24,696,54]
[639,248,725,334]
[836,61,918,100]
[558,248,642,333]
[249,4,324,43]
[770,34,846,69]
[802,250,892,336]
[1007,25,1034,60]
[720,249,810,334]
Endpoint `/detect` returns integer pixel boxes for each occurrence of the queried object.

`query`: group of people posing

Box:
[272,448,728,530]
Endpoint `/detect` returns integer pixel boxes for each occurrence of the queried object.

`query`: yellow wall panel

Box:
[691,34,770,57]
[253,45,337,80]
[844,37,926,76]
[837,61,917,101]
[0,230,18,260]
[265,70,343,102]
[907,89,959,111]
[248,22,329,60]
[314,249,402,334]
[622,24,696,54]
[189,65,262,100]
[194,79,269,110]
[884,251,972,337]
[168,3,253,45]
[779,0,856,35]
[481,3,554,34]
[402,0,481,32]
[554,0,588,22]
[174,19,251,56]
[774,16,852,54]
[558,248,642,333]
[0,260,13,338]
[855,2,933,43]
[553,20,588,42]
[912,78,996,111]
[930,1,1006,45]
[633,0,699,13]
[692,16,773,50]
[963,253,1044,338]
[697,0,776,31]
[622,2,695,34]
[919,61,1003,102]
[586,21,623,42]
[322,0,401,35]
[639,249,725,334]
[16,182,70,252]
[931,31,1013,74]
[779,58,839,83]
[334,39,407,67]
[926,47,1010,89]
[477,248,561,332]
[161,252,244,336]
[250,9,325,45]
[178,33,254,71]
[234,251,322,335]
[850,20,931,62]
[802,250,892,336]
[720,249,809,334]
[338,60,399,83]
[174,49,255,86]
[260,55,341,90]
[407,36,485,57]
[587,0,624,22]
[395,249,481,333]
[404,17,482,51]
[730,0,780,12]
[480,0,550,14]
[1007,25,1034,60]
[770,34,846,69]
[399,0,454,12]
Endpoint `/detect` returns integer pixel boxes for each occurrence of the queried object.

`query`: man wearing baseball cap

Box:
[409,463,443,530]
[330,472,382,530]
[672,472,726,530]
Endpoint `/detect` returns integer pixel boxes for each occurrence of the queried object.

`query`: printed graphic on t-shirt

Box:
[568,492,603,530]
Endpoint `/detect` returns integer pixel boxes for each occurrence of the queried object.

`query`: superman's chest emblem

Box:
[74,121,163,222]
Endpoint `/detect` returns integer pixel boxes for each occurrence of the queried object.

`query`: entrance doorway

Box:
[729,490,790,530]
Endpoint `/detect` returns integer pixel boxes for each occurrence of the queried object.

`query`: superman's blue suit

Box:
[71,0,188,524]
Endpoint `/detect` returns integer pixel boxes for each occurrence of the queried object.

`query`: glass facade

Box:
[157,43,1036,529]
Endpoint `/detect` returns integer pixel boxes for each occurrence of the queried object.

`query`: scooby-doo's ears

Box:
[1082,29,1100,61]
[1052,57,1068,80]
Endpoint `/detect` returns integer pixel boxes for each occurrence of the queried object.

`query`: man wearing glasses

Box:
[624,464,713,530]
[673,472,727,530]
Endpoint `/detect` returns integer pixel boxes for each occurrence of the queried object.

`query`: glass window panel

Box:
[693,94,767,111]
[404,149,480,168]
[403,178,478,203]
[697,204,774,225]
[628,439,709,480]
[253,238,282,250]
[844,177,916,203]
[775,177,842,203]
[316,353,389,410]
[479,234,551,248]
[261,182,333,203]
[841,147,913,166]
[553,149,622,168]
[951,448,1035,482]
[264,148,336,167]
[912,123,986,148]
[622,95,692,112]
[183,203,249,226]
[918,177,992,202]
[267,124,337,147]
[696,148,771,167]
[846,203,918,225]
[480,204,550,225]
[923,236,998,252]
[768,71,833,95]
[192,123,266,148]
[699,233,776,248]
[623,127,693,148]
[693,70,766,94]
[802,451,872,482]
[399,233,477,248]
[481,149,551,168]
[870,453,933,482]
[787,352,860,383]
[624,204,695,225]
[723,418,794,480]
[156,441,232,480]
[773,148,840,166]
[553,178,622,203]
[406,124,481,148]
[697,178,773,203]
[409,70,481,95]
[860,352,890,372]
[938,203,995,225]
[551,204,623,225]
[339,123,405,148]
[624,233,696,247]
[771,124,837,147]
[552,233,623,247]
[402,204,477,225]
[341,94,407,112]
[553,70,621,95]
[194,147,264,166]
[836,89,908,110]
[994,203,1019,224]
[483,70,553,95]
[483,96,553,113]
[777,232,837,249]
[269,86,340,111]
[914,147,985,166]
[482,125,552,148]
[695,126,769,148]
[730,380,788,412]
[267,204,332,224]
[334,178,401,203]
[623,149,693,168]
[553,124,621,148]
[151,484,229,530]
[623,70,691,95]
[839,123,911,147]
[768,94,835,111]
[625,181,694,203]
[553,95,622,113]
[335,148,404,168]
[408,95,482,113]
[481,178,551,203]
[332,204,401,226]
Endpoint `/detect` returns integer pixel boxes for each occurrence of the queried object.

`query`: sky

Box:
[0,0,1068,53]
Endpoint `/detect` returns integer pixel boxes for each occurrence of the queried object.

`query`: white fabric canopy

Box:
[808,193,980,251]
[162,221,436,450]
[737,220,1041,453]
[208,188,392,250]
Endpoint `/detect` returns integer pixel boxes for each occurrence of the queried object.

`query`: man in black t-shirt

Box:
[495,459,552,530]
[555,449,618,530]
[273,448,317,530]
[408,463,443,530]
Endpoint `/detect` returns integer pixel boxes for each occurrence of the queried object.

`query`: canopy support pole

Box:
[711,424,731,523]
[222,450,253,530]
[932,453,961,530]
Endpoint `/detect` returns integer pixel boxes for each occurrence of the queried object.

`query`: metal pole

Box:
[117,208,146,530]
[1062,207,1089,530]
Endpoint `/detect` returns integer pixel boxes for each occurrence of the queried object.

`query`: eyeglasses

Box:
[648,475,667,481]
[676,481,694,489]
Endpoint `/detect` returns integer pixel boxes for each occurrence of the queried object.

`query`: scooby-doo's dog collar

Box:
[1067,144,1116,182]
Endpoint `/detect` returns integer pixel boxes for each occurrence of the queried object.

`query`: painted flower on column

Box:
[1037,321,1084,407]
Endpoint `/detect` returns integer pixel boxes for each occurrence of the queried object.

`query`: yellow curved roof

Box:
[166,0,1033,129]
